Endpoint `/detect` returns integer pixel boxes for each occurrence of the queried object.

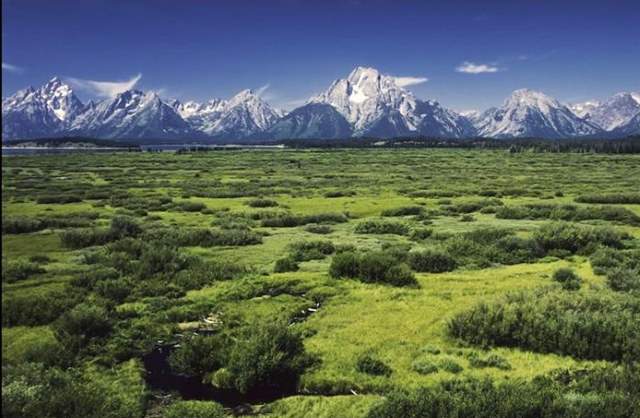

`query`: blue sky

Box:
[2,0,639,111]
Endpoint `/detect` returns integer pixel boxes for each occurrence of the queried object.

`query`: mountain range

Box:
[3,67,639,141]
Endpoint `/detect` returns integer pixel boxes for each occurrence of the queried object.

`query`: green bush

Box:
[366,368,640,418]
[226,321,311,393]
[607,268,640,292]
[468,353,512,370]
[289,240,335,261]
[274,257,299,273]
[168,334,229,377]
[2,287,83,327]
[381,206,424,217]
[408,249,457,273]
[304,224,333,234]
[356,353,392,376]
[552,268,582,290]
[439,358,464,374]
[354,219,410,235]
[409,227,433,241]
[261,212,348,227]
[330,251,418,287]
[576,193,640,204]
[533,222,624,254]
[448,289,640,361]
[245,198,279,208]
[2,260,45,283]
[163,401,225,418]
[411,358,439,375]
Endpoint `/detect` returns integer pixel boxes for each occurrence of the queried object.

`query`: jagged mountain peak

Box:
[474,88,601,139]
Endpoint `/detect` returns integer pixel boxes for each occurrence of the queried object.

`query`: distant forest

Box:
[4,135,640,154]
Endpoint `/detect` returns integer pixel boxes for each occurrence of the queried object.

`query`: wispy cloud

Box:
[256,83,271,97]
[65,73,142,98]
[2,62,24,73]
[455,62,500,74]
[393,76,429,87]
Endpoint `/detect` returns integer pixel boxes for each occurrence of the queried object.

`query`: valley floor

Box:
[2,149,639,417]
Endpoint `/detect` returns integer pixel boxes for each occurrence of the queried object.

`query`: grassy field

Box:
[2,148,639,418]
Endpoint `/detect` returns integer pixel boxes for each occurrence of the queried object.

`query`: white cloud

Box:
[255,83,271,97]
[2,62,23,73]
[456,62,500,74]
[393,76,429,87]
[65,73,142,98]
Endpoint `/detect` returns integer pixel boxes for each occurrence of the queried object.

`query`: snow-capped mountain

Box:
[2,77,85,140]
[2,73,638,141]
[474,89,602,139]
[573,93,640,131]
[69,90,195,139]
[171,90,281,138]
[264,103,352,139]
[609,112,640,137]
[308,66,472,138]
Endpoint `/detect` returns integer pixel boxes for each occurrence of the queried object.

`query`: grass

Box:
[2,148,639,417]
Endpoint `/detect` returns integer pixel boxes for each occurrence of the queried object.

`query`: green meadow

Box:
[2,149,639,417]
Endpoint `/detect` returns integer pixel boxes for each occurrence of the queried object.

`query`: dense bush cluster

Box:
[448,289,640,361]
[367,365,640,418]
[575,192,640,204]
[169,321,312,394]
[261,212,348,227]
[3,212,99,234]
[60,216,142,249]
[408,249,457,273]
[552,268,582,290]
[245,198,279,207]
[381,206,424,217]
[356,353,392,376]
[354,219,410,235]
[496,203,640,225]
[330,250,418,287]
[2,260,45,283]
[589,247,640,292]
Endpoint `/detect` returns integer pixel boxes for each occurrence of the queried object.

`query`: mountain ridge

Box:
[3,69,639,141]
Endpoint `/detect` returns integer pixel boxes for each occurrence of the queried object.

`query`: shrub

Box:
[168,334,229,377]
[304,224,333,234]
[324,190,355,198]
[409,228,433,241]
[576,193,640,204]
[2,260,45,283]
[408,249,457,273]
[552,268,582,290]
[533,222,624,254]
[365,370,639,418]
[381,206,424,217]
[356,354,392,376]
[497,204,640,225]
[2,287,83,327]
[175,259,246,290]
[329,251,360,278]
[245,198,278,208]
[468,353,512,370]
[163,401,225,418]
[109,216,142,239]
[60,228,113,249]
[330,251,418,287]
[411,358,439,375]
[226,321,311,393]
[439,358,464,374]
[289,240,335,261]
[172,228,262,247]
[261,212,348,227]
[274,257,299,273]
[448,289,640,361]
[36,194,83,204]
[354,219,410,235]
[607,268,640,292]
[176,201,207,212]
